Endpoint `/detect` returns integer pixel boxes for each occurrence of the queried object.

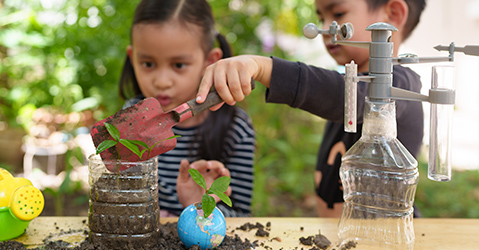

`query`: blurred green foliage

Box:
[415,157,479,218]
[42,146,87,216]
[0,0,139,128]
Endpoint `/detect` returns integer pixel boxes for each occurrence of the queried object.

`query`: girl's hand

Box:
[176,159,232,207]
[196,55,273,110]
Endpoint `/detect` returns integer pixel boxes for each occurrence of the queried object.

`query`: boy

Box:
[197,0,426,217]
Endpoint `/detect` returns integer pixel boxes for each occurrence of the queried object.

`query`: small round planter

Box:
[177,202,226,249]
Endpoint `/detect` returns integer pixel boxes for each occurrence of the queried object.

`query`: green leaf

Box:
[96,140,117,154]
[151,135,181,148]
[119,139,140,157]
[209,176,230,193]
[105,122,120,141]
[164,134,181,141]
[201,194,216,218]
[188,169,207,190]
[130,140,149,150]
[139,149,147,159]
[210,190,232,207]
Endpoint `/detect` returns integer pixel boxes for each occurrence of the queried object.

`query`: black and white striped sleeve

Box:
[218,108,256,217]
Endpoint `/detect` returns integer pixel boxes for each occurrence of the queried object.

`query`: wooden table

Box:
[12,216,479,249]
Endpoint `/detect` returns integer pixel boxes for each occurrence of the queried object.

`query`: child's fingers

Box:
[198,62,235,106]
[226,186,232,197]
[197,67,215,104]
[223,60,254,103]
[206,161,230,179]
[222,68,245,103]
[190,160,209,174]
[240,75,253,97]
[236,61,254,97]
[177,159,191,183]
[209,103,225,111]
[212,69,236,105]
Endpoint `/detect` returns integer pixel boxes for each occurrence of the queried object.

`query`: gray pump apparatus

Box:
[303,21,479,182]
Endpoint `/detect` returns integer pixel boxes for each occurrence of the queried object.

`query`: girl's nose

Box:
[153,70,173,89]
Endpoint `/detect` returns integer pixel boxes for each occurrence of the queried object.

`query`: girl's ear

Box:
[385,0,408,33]
[205,48,223,66]
[126,45,133,59]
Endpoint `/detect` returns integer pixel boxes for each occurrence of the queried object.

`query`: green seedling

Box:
[95,122,180,160]
[188,168,232,218]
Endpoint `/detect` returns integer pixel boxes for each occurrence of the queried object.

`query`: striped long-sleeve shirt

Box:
[124,97,255,217]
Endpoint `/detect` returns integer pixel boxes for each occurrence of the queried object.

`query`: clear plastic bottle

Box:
[338,98,419,250]
[88,154,160,249]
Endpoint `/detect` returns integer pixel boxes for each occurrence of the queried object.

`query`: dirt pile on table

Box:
[0,220,358,250]
[0,222,258,250]
[234,221,271,237]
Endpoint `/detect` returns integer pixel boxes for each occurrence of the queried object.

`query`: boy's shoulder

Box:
[392,65,421,91]
[393,64,418,74]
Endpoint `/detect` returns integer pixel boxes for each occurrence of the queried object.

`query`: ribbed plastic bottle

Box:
[88,154,160,249]
[338,98,419,250]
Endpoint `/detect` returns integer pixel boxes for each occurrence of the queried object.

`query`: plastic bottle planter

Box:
[338,100,419,250]
[88,154,159,249]
[177,202,226,249]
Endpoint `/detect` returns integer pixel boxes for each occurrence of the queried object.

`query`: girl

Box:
[118,0,255,217]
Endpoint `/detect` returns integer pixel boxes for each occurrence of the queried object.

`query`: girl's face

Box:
[128,20,220,112]
[315,0,386,72]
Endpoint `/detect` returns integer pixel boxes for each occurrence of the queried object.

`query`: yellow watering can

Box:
[0,168,44,241]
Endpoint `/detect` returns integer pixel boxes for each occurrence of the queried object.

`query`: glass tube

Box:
[428,65,455,182]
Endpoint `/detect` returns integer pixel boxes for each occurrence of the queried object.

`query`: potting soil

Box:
[0,222,258,250]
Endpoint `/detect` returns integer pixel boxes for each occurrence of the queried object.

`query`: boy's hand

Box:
[176,159,232,207]
[197,55,272,110]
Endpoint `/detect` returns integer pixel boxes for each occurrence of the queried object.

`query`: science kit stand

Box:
[303,21,479,249]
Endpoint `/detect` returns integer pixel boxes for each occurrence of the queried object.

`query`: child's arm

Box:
[197,55,273,108]
[176,159,232,208]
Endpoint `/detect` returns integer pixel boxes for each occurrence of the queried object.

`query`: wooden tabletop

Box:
[12,216,479,249]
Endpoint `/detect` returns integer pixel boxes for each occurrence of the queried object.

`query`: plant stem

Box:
[114,142,121,186]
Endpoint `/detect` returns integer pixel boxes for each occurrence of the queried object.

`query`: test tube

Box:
[428,65,455,182]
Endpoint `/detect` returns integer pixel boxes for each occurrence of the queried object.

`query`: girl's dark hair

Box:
[119,0,236,161]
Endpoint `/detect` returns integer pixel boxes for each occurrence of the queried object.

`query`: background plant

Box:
[42,146,87,216]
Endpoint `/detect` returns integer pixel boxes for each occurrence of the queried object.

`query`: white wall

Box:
[401,0,479,170]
